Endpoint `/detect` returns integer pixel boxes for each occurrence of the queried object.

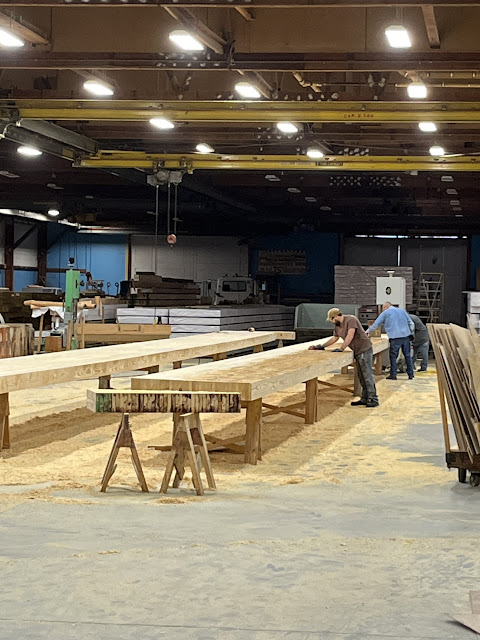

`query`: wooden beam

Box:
[87,389,241,414]
[0,10,48,45]
[235,6,254,20]
[12,223,37,250]
[422,5,440,48]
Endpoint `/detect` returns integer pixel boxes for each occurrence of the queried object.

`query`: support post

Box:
[0,393,10,451]
[4,219,14,291]
[37,222,48,286]
[305,378,318,424]
[253,344,263,354]
[245,398,262,465]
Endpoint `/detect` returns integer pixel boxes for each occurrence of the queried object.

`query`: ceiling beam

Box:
[235,6,254,20]
[78,151,480,172]
[9,100,480,123]
[0,10,48,44]
[1,51,479,72]
[0,0,478,6]
[422,5,440,48]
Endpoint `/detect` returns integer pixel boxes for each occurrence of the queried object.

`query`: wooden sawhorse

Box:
[87,389,241,495]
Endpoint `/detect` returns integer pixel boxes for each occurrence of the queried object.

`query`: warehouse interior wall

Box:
[469,235,480,289]
[343,236,468,325]
[251,231,340,300]
[46,228,127,291]
[131,235,249,282]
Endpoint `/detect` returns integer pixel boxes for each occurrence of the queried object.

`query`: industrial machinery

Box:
[376,270,407,309]
[64,258,82,349]
[85,271,105,296]
[200,276,260,305]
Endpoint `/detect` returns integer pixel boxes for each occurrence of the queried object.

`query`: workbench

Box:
[0,330,294,451]
[132,336,389,464]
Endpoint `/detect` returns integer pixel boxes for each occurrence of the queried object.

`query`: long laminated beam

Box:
[7,100,480,122]
[0,1,479,6]
[87,389,241,413]
[78,152,480,172]
[0,330,293,394]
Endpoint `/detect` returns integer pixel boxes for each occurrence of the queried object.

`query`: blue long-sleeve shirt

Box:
[367,307,415,339]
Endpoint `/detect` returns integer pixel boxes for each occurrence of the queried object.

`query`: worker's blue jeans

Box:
[413,340,429,371]
[389,337,414,378]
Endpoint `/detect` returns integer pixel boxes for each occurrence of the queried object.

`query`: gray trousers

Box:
[356,348,379,404]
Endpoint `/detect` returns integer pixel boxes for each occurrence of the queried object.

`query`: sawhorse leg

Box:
[0,393,10,452]
[245,399,262,465]
[100,413,149,493]
[305,378,318,424]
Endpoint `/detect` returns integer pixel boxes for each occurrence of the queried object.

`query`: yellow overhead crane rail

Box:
[78,151,480,172]
[6,99,480,123]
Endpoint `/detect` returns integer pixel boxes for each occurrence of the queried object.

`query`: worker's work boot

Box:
[366,400,379,408]
[385,375,397,380]
[351,400,367,406]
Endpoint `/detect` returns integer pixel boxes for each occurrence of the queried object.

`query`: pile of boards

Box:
[0,324,34,358]
[429,323,480,459]
[131,273,200,307]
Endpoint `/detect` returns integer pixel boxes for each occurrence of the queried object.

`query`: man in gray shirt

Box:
[408,312,429,372]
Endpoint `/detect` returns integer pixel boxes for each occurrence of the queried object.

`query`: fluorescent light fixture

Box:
[265,174,280,181]
[441,175,454,182]
[47,182,64,190]
[0,27,24,48]
[446,188,458,195]
[430,145,445,156]
[453,206,462,211]
[169,29,204,51]
[455,214,463,217]
[17,146,42,157]
[320,205,332,211]
[276,122,299,134]
[306,147,324,159]
[195,143,214,154]
[150,117,175,130]
[287,187,301,193]
[418,121,437,132]
[0,170,19,178]
[385,25,412,49]
[407,82,428,99]
[305,197,317,202]
[234,82,261,99]
[47,208,60,217]
[83,79,114,97]
[450,199,460,205]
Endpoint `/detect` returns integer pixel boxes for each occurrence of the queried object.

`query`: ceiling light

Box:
[453,206,462,211]
[47,208,60,217]
[17,146,42,157]
[83,79,114,97]
[455,214,463,217]
[418,121,437,132]
[0,170,19,178]
[276,122,299,134]
[407,82,428,99]
[441,175,454,182]
[430,145,445,156]
[306,147,324,159]
[446,188,458,195]
[450,199,460,205]
[234,82,261,99]
[385,25,412,49]
[287,187,301,193]
[265,174,280,182]
[150,117,175,130]
[0,27,24,48]
[169,29,204,51]
[305,197,317,202]
[320,205,332,211]
[47,182,64,190]
[195,143,214,154]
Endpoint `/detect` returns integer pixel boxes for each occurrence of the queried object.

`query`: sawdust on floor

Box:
[0,368,451,508]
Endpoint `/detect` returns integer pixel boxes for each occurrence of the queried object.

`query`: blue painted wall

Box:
[470,236,480,288]
[14,269,38,290]
[46,229,127,291]
[251,231,340,298]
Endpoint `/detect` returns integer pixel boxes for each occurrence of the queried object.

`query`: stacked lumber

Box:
[131,273,200,307]
[0,291,62,325]
[335,266,413,305]
[429,323,480,459]
[0,324,34,358]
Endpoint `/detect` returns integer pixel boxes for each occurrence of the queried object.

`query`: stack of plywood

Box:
[335,266,413,305]
[131,273,200,307]
[429,323,480,459]
[0,324,34,358]
[117,307,169,325]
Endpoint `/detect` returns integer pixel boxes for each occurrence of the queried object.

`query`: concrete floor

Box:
[1,376,480,639]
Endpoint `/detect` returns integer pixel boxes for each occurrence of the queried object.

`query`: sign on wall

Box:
[258,250,307,275]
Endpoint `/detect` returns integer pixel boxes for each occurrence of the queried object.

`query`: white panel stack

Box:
[116,305,294,336]
[467,292,480,330]
[83,301,128,322]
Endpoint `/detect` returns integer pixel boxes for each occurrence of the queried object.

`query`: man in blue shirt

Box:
[366,302,415,380]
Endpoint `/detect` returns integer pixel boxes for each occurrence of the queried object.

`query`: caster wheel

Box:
[458,468,467,483]
[470,473,480,487]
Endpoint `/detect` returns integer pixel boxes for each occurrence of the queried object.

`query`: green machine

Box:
[64,258,81,349]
